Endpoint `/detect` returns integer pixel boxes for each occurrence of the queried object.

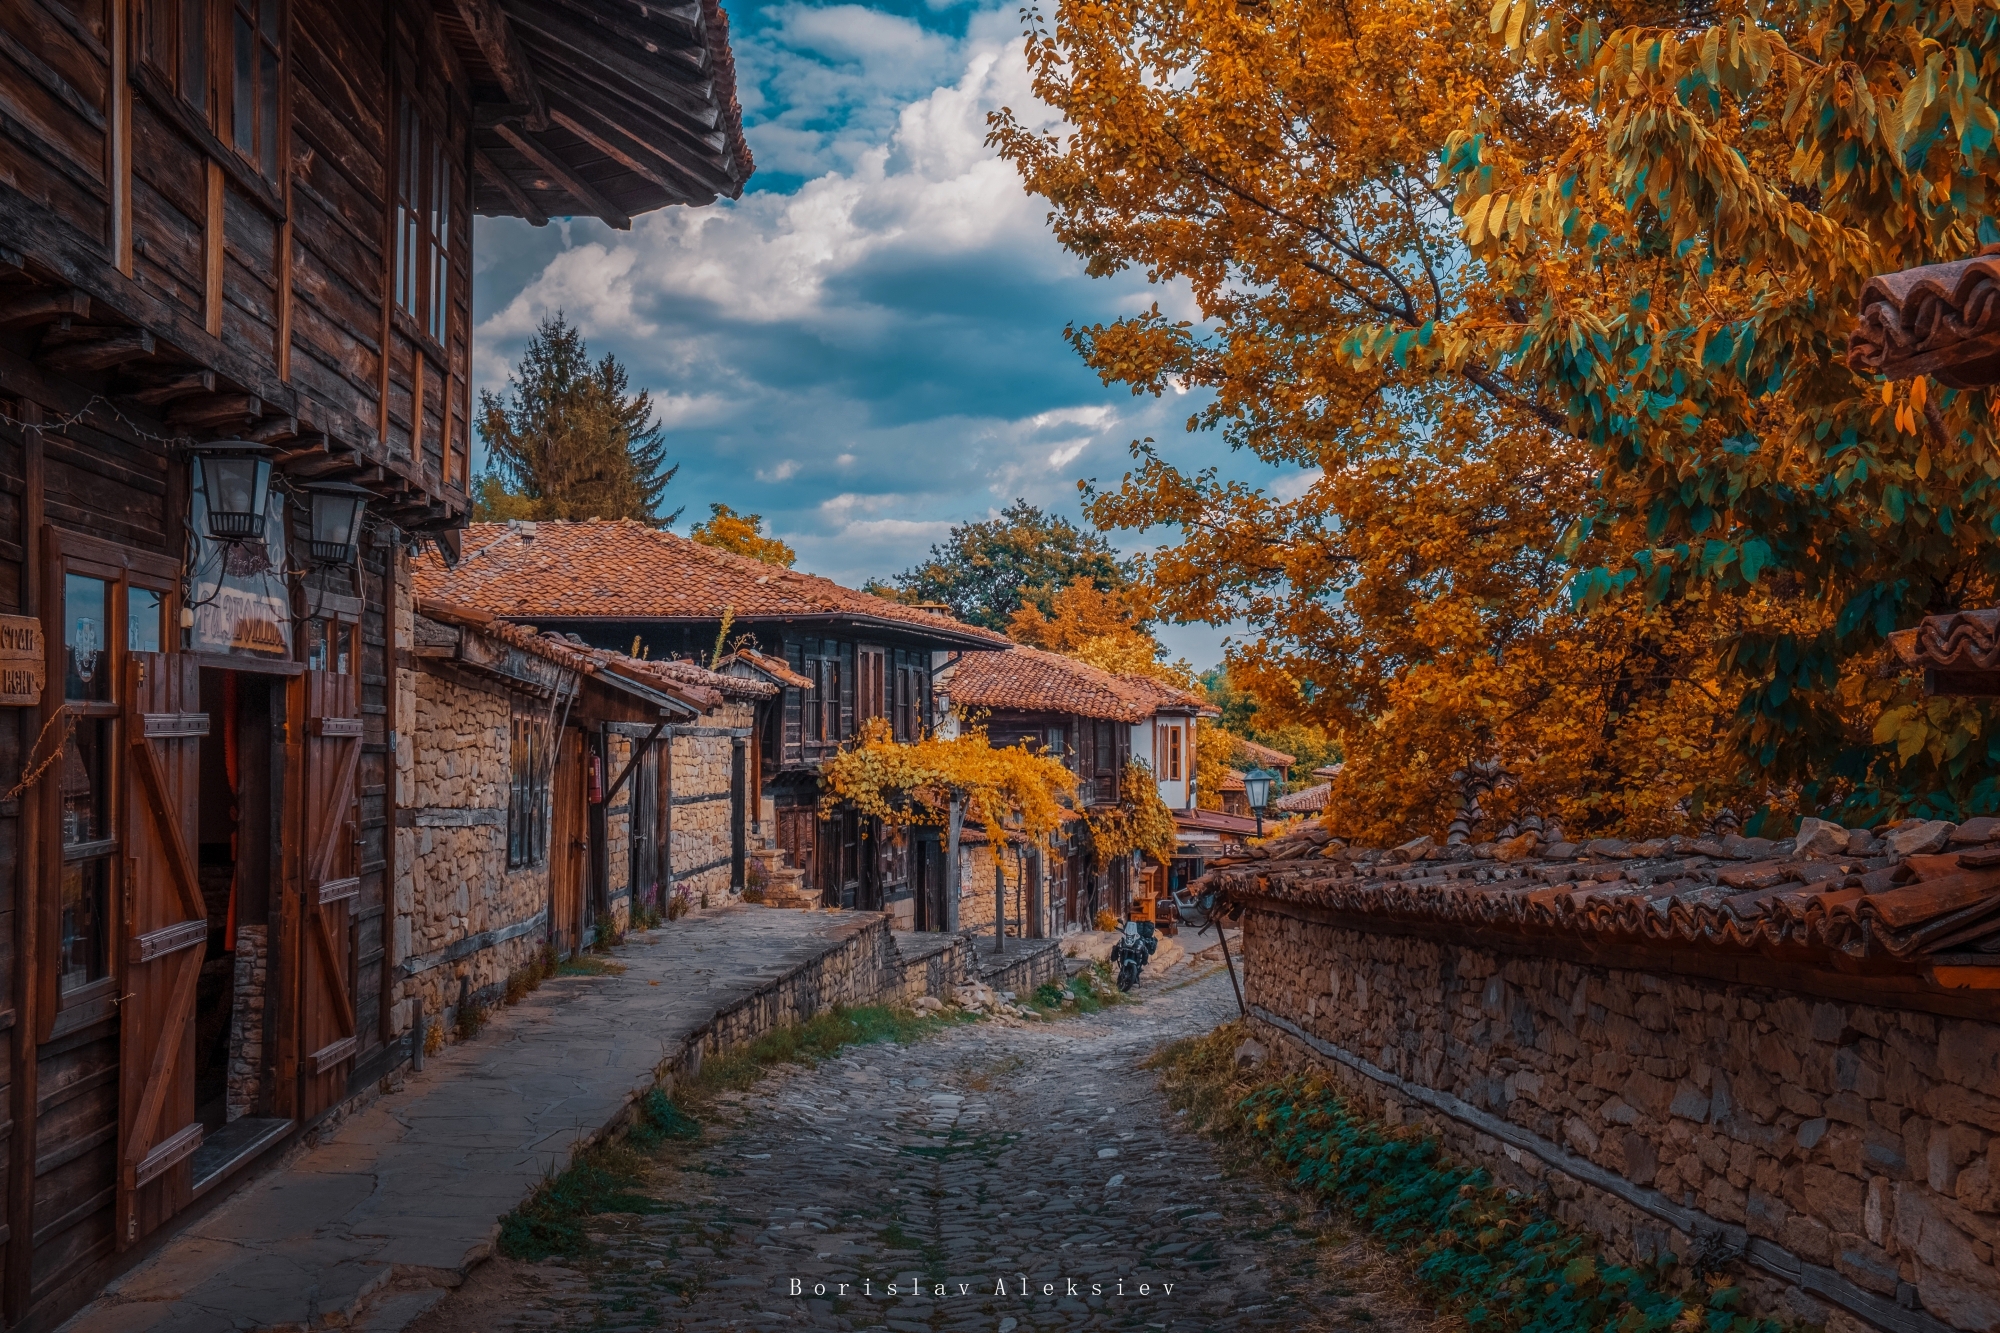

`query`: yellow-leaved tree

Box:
[989,0,1766,842]
[1082,760,1180,869]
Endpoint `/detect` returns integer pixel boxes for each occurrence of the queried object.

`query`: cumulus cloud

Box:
[469,0,1277,610]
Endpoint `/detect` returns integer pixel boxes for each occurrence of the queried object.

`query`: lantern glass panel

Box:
[199,453,271,539]
[1242,767,1276,810]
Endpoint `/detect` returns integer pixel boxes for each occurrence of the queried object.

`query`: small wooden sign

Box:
[0,615,45,707]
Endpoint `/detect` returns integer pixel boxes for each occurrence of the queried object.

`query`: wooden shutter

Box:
[296,669,363,1120]
[118,652,208,1249]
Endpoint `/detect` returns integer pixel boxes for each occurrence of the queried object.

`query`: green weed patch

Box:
[691,1004,972,1091]
[1154,1026,1801,1333]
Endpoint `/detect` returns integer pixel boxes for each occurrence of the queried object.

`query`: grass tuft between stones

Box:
[497,1003,970,1261]
[1148,1023,1812,1333]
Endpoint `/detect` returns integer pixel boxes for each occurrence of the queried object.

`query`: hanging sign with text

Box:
[0,615,45,706]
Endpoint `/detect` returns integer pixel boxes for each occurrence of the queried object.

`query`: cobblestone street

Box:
[409,964,1438,1333]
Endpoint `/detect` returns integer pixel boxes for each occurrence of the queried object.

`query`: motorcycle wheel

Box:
[1117,961,1137,991]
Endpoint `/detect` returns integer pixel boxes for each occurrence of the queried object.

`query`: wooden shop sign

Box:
[0,616,44,706]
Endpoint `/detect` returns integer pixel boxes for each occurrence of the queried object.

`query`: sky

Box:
[469,0,1284,667]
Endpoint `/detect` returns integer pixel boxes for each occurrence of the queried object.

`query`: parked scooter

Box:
[1111,919,1158,991]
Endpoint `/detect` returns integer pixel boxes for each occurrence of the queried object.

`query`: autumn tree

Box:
[476,312,681,526]
[690,503,795,567]
[1332,0,2000,824]
[890,500,1129,630]
[991,0,1752,842]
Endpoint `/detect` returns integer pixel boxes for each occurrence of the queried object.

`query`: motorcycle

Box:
[1111,920,1158,992]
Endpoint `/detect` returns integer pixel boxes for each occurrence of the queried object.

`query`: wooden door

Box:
[297,670,362,1121]
[117,653,207,1249]
[549,731,586,955]
[776,805,815,890]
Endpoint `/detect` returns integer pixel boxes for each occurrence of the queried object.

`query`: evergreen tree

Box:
[474,312,680,525]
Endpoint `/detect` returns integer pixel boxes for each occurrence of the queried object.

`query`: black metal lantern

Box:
[194,442,273,541]
[1243,765,1278,838]
[305,482,371,563]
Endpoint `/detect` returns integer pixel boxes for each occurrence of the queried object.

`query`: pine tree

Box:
[474,312,681,525]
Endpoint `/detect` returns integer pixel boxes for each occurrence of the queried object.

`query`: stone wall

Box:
[669,707,753,906]
[1242,904,2000,1333]
[958,840,1040,935]
[402,669,551,1043]
[226,924,267,1121]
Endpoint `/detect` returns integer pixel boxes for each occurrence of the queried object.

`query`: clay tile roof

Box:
[1850,247,2000,387]
[1203,817,2000,972]
[944,646,1209,723]
[1275,782,1331,814]
[415,596,764,710]
[717,647,813,691]
[1219,770,1247,792]
[1234,738,1296,769]
[413,520,1007,649]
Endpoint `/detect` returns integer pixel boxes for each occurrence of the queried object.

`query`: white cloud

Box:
[757,459,802,483]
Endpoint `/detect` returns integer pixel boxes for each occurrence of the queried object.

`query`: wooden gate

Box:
[549,730,586,955]
[117,653,207,1249]
[296,670,362,1120]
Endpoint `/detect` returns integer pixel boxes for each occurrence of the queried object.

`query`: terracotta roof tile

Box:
[1275,782,1331,814]
[414,520,1008,648]
[1234,738,1296,769]
[1849,248,2000,387]
[1206,819,2000,971]
[943,645,1209,723]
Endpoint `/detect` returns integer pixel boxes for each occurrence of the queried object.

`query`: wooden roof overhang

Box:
[414,598,705,720]
[444,0,754,227]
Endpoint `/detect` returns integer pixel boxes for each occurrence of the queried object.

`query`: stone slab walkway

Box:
[61,907,886,1333]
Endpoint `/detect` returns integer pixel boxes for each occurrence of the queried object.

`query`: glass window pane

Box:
[232,10,254,152]
[303,617,327,671]
[59,719,110,847]
[259,43,279,178]
[129,588,164,653]
[64,573,108,701]
[60,858,110,993]
[258,0,279,43]
[182,0,207,108]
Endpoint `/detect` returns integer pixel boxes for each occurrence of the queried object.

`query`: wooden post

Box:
[993,862,1003,952]
[8,400,43,1322]
[944,794,962,935]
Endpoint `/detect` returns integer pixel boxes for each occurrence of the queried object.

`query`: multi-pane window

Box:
[1163,724,1183,781]
[144,0,284,178]
[857,649,885,724]
[60,574,115,995]
[821,654,842,742]
[231,0,282,178]
[509,701,549,867]
[395,95,453,344]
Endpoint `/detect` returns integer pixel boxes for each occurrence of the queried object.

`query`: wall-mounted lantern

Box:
[193,441,274,541]
[304,482,371,563]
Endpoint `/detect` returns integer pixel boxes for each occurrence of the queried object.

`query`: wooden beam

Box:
[0,288,90,331]
[605,721,666,805]
[36,327,156,375]
[451,0,549,129]
[501,2,717,125]
[548,107,697,204]
[473,148,548,226]
[490,124,632,229]
[537,68,736,196]
[123,368,215,406]
[245,414,300,444]
[473,102,537,129]
[166,393,261,430]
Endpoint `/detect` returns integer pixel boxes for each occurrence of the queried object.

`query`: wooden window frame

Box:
[39,530,182,1042]
[508,697,551,869]
[392,91,455,350]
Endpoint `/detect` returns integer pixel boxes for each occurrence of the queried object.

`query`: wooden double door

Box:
[94,653,368,1257]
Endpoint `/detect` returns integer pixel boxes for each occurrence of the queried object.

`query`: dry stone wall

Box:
[403,669,550,1041]
[669,705,752,905]
[1243,906,2000,1333]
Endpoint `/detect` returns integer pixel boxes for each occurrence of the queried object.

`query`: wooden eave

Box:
[450,0,753,227]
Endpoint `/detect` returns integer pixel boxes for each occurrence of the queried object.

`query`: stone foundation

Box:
[1242,903,2000,1333]
[226,924,267,1121]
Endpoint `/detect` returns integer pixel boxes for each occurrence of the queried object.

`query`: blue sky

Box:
[470,0,1284,666]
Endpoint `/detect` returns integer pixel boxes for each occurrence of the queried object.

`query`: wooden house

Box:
[410,519,1009,923]
[937,645,1213,934]
[0,1,748,1324]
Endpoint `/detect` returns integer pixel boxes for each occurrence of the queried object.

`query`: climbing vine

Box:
[818,717,1077,844]
[1082,760,1180,870]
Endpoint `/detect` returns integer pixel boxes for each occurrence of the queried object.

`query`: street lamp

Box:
[193,442,274,541]
[304,482,372,563]
[1243,766,1277,838]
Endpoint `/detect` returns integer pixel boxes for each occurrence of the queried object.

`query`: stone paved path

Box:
[411,963,1441,1333]
[63,908,889,1333]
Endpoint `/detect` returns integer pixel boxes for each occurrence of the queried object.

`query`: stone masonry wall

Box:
[669,704,753,906]
[403,669,550,1043]
[1244,906,2000,1333]
[959,841,1030,935]
[226,923,267,1120]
